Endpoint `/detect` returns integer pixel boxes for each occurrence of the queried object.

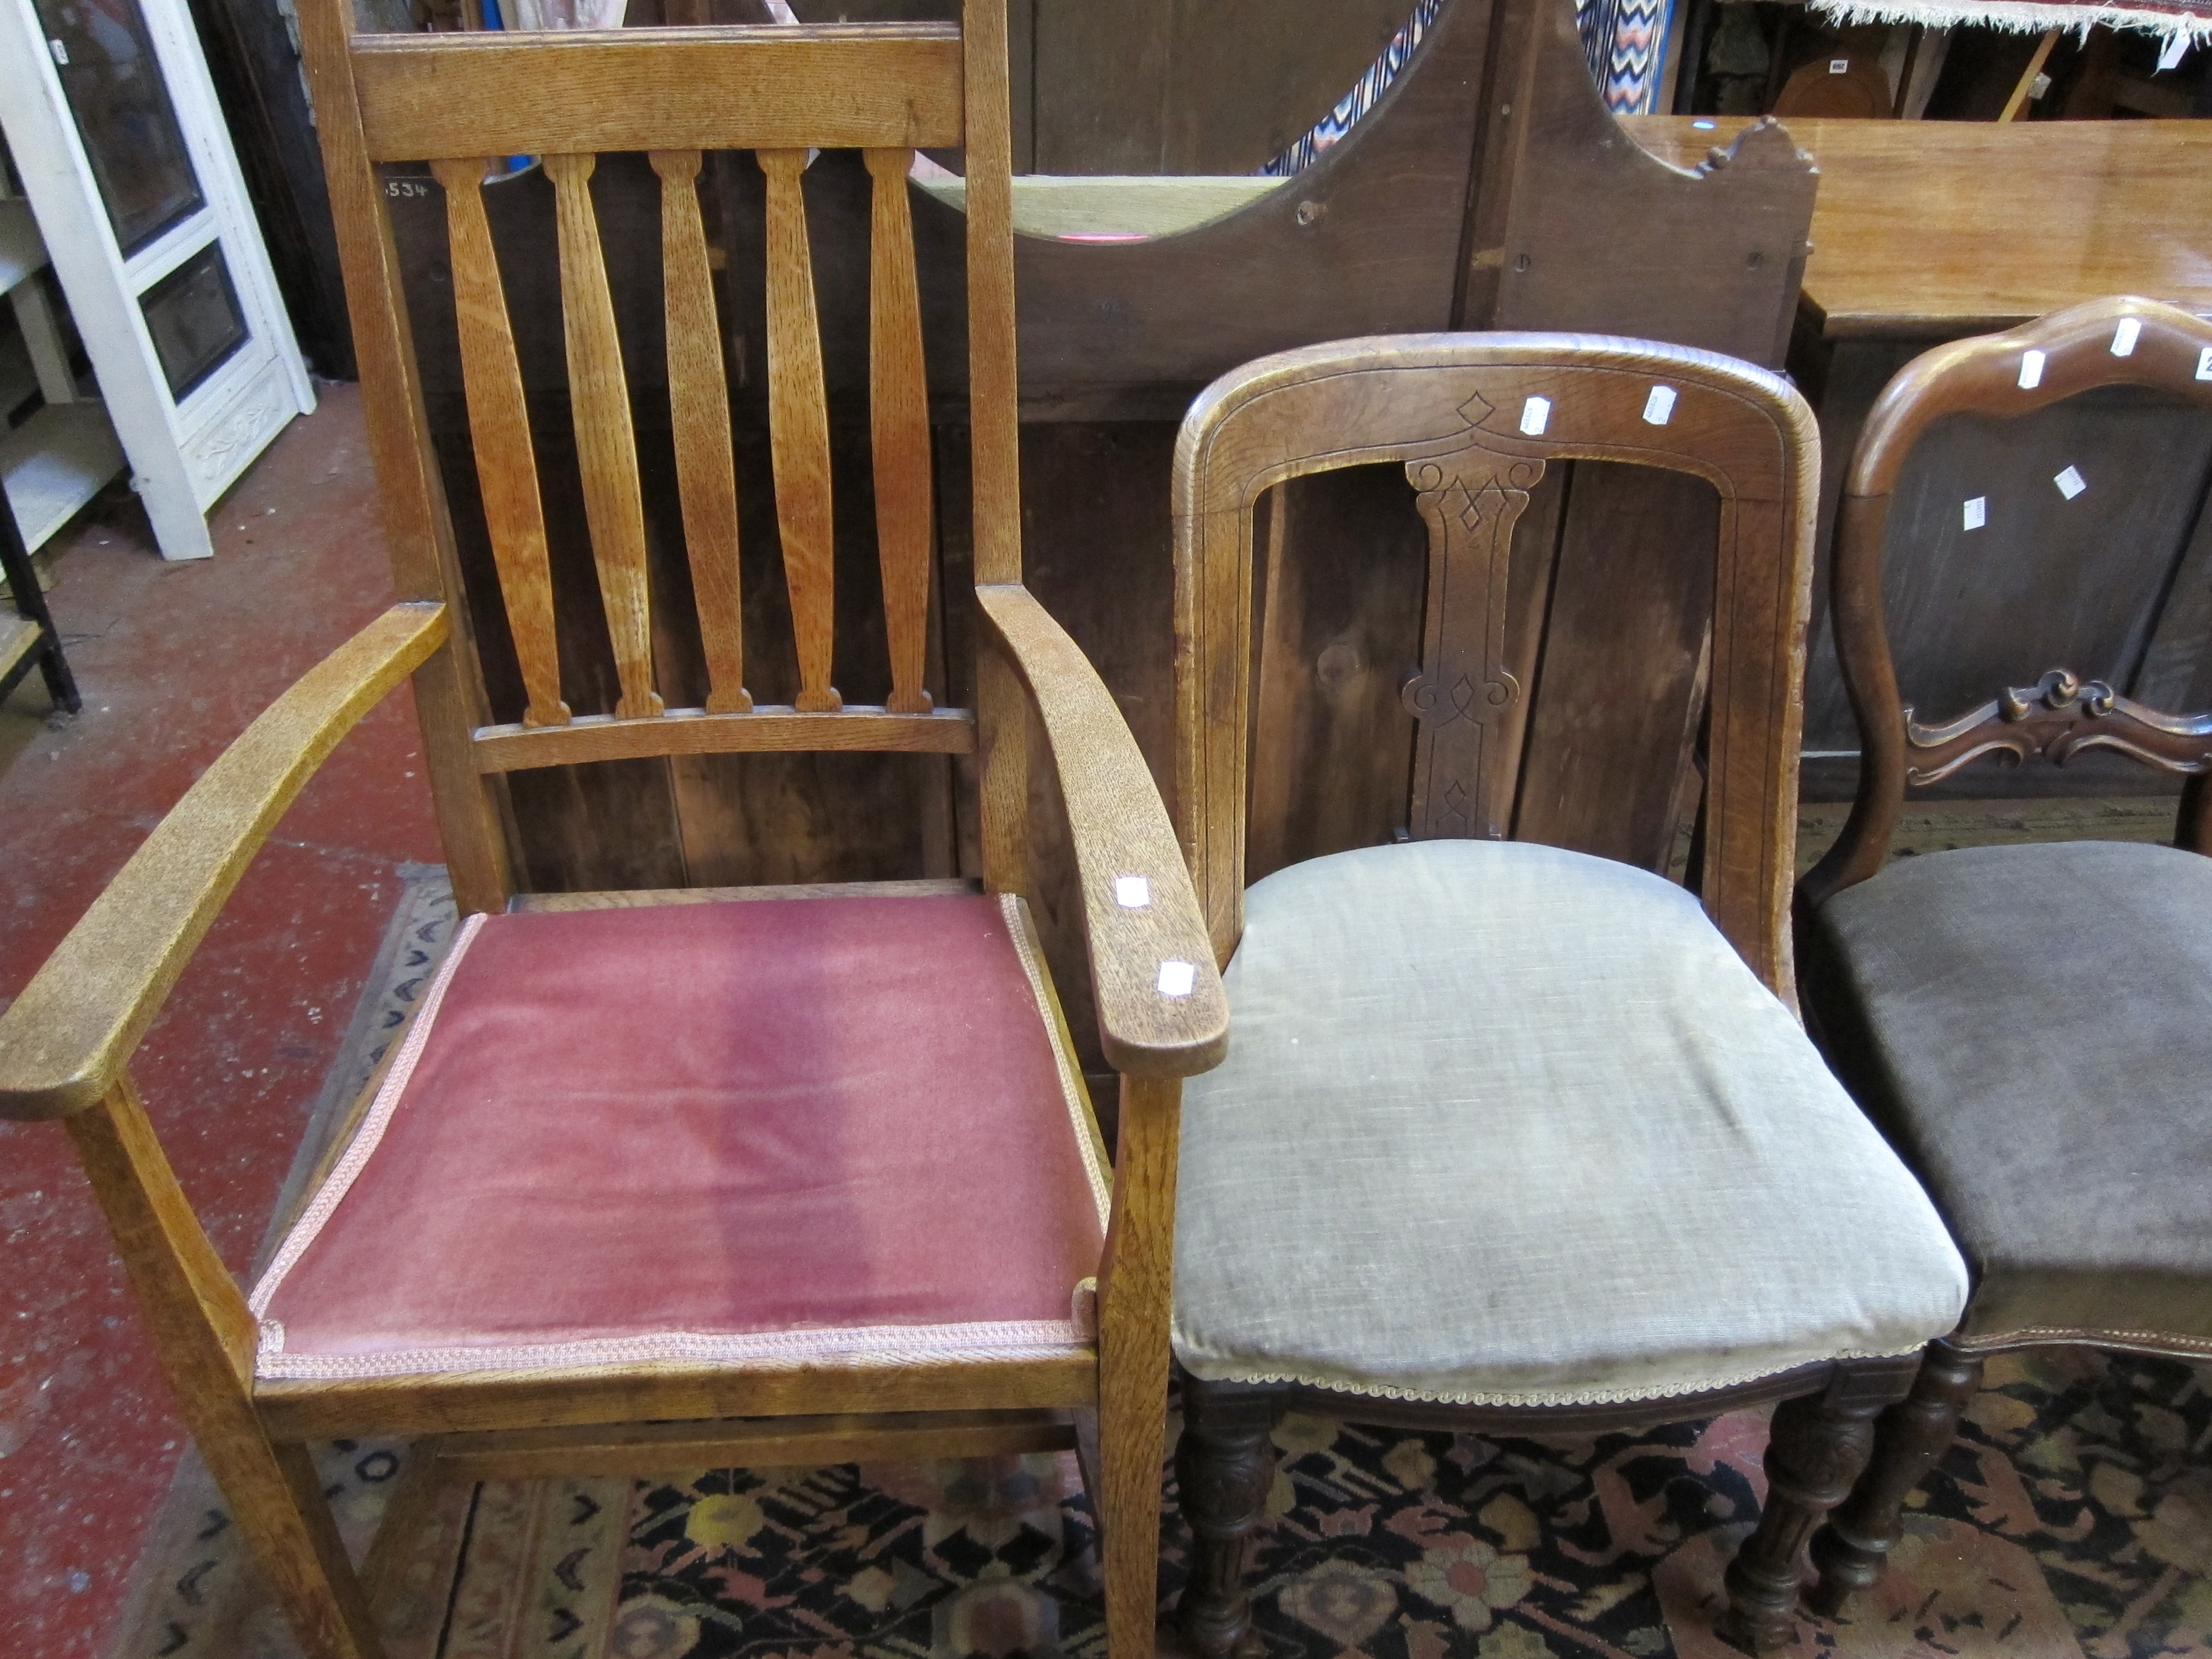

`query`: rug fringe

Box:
[1811,0,2212,44]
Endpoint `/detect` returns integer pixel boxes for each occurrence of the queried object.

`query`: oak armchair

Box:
[1165,333,1970,1655]
[1794,295,2212,1616]
[0,5,1224,1658]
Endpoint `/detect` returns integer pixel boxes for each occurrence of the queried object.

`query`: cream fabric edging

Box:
[1170,841,1968,1409]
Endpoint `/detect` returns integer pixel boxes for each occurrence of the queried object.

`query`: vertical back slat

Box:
[864,148,934,716]
[651,149,751,715]
[961,0,1021,588]
[544,152,663,720]
[757,149,842,714]
[429,157,570,729]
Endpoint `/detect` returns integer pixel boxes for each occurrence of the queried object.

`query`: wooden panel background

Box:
[776,0,1411,175]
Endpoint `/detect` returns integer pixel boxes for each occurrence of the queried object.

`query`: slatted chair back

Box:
[1173,333,1820,994]
[1800,296,2212,911]
[298,4,1025,908]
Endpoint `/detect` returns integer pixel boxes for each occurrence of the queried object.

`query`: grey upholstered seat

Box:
[1171,840,1968,1408]
[1805,839,2212,1350]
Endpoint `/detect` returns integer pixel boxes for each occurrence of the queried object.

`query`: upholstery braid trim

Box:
[1951,1324,2212,1358]
[1184,1342,1933,1410]
[253,1318,1093,1380]
[248,911,490,1330]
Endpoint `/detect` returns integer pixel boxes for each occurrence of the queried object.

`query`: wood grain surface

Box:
[70,1079,388,1659]
[431,160,571,730]
[865,147,936,715]
[0,604,448,1118]
[352,25,964,161]
[545,152,664,722]
[429,1409,1078,1481]
[652,149,752,716]
[978,583,1228,1075]
[296,0,514,917]
[253,1351,1100,1443]
[759,149,843,714]
[472,705,976,771]
[1623,116,2212,340]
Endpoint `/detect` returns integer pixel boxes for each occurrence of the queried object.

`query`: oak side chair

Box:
[0,5,1227,1658]
[1166,334,1971,1656]
[1794,295,2212,1616]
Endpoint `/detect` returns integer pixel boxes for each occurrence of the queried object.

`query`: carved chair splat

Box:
[1794,296,2212,1618]
[0,8,1229,1659]
[1168,333,1972,1657]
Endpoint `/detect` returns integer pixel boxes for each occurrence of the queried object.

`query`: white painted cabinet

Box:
[0,0,312,560]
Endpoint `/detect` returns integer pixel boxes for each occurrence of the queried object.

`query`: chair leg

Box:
[1097,1076,1182,1659]
[1715,1379,1886,1655]
[1806,1340,1983,1616]
[62,1088,384,1659]
[206,1434,388,1659]
[1173,1378,1282,1659]
[359,1439,452,1619]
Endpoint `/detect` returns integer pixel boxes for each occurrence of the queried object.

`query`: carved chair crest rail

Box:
[1803,294,2212,908]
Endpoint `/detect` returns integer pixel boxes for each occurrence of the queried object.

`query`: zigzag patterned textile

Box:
[1577,0,1677,113]
[1262,0,1445,176]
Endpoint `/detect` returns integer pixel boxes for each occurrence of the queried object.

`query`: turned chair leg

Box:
[1806,1339,1984,1616]
[1173,1378,1283,1659]
[1715,1378,1887,1655]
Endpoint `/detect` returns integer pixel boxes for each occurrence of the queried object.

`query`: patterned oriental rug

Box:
[112,837,2212,1659]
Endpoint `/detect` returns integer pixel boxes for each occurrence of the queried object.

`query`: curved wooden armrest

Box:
[0,603,449,1120]
[976,583,1228,1079]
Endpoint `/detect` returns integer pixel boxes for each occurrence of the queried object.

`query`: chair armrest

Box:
[0,603,449,1120]
[976,583,1227,1078]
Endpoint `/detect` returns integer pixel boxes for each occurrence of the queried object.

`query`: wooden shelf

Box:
[0,615,40,685]
[0,199,45,296]
[2,402,124,551]
[917,174,1284,241]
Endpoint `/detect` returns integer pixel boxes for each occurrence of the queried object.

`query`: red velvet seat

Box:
[250,893,1109,1381]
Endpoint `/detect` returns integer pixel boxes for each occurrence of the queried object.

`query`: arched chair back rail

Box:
[1165,333,1971,1657]
[0,7,1226,1659]
[1173,332,1818,996]
[1788,296,2212,1624]
[1801,295,2212,911]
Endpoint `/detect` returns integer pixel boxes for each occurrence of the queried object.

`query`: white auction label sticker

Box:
[1113,874,1151,909]
[1157,960,1196,997]
[2199,347,2212,381]
[1643,385,1677,426]
[2111,317,2142,357]
[1519,396,1551,436]
[2019,350,2046,389]
[2054,466,2086,500]
[1829,57,1849,72]
[1962,496,1986,531]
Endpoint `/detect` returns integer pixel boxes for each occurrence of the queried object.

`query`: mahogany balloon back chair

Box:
[1794,295,2212,1617]
[1167,334,1970,1656]
[0,4,1227,1657]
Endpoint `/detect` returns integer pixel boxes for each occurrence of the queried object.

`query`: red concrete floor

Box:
[0,383,441,1659]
